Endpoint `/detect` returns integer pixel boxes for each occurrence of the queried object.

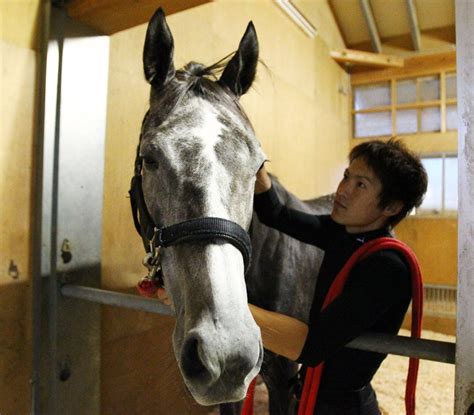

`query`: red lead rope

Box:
[243,237,423,415]
[297,237,423,415]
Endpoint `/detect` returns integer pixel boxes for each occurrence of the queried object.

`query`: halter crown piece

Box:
[129,157,253,297]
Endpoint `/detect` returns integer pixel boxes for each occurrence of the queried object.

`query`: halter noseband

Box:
[129,160,253,288]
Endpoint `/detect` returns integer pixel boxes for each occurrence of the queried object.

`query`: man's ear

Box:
[383,201,404,218]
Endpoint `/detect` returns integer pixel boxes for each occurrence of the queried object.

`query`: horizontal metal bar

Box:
[347,332,456,364]
[61,285,456,364]
[61,285,175,316]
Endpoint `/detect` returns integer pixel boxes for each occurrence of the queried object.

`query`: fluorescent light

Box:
[275,0,317,38]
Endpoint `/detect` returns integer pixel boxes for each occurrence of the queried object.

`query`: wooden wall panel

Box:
[0,2,41,414]
[395,217,457,286]
[102,1,350,413]
[400,218,458,335]
[0,0,41,50]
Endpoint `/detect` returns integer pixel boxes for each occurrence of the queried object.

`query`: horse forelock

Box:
[141,55,264,226]
[148,56,253,131]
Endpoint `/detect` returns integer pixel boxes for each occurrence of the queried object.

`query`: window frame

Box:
[350,53,458,218]
[352,72,457,140]
[416,153,458,217]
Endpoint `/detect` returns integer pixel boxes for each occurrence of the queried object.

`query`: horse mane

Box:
[177,52,233,95]
[169,53,253,127]
[142,53,257,159]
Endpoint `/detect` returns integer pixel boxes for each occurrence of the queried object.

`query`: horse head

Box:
[135,8,266,405]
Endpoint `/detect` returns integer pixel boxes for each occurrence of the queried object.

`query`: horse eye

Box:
[143,157,158,170]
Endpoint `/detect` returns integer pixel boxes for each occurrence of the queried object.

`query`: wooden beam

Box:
[349,25,455,57]
[351,51,456,85]
[359,0,382,53]
[350,132,458,154]
[66,0,211,35]
[406,0,422,51]
[353,100,452,115]
[331,49,404,69]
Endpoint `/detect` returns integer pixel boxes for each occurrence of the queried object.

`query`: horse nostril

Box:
[181,335,207,380]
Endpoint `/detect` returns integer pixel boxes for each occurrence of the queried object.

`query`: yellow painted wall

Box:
[102,1,350,413]
[0,1,41,414]
[396,217,457,286]
[397,217,457,334]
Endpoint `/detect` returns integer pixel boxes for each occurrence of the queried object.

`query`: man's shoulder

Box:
[366,248,410,270]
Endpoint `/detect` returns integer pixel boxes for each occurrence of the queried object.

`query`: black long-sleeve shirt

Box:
[254,186,411,390]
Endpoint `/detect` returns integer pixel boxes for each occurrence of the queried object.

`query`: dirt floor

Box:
[208,329,455,415]
[373,329,455,415]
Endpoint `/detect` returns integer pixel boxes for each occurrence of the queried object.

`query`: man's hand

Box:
[255,164,272,194]
[157,287,174,307]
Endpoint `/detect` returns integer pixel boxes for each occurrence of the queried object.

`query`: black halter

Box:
[129,158,253,278]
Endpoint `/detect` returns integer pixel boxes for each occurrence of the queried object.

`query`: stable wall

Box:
[0,2,41,414]
[396,217,457,286]
[397,216,457,334]
[101,1,350,413]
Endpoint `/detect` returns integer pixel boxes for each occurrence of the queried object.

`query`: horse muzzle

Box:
[179,323,263,405]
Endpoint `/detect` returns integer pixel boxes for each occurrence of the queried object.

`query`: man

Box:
[249,138,428,414]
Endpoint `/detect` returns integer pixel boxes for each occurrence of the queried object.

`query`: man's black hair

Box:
[349,138,428,228]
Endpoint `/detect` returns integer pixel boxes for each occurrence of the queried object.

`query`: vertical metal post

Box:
[359,0,382,53]
[405,0,422,52]
[31,2,51,413]
[48,8,66,414]
[33,5,109,413]
[455,1,474,414]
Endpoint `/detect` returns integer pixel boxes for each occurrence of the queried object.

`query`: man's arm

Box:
[157,288,309,361]
[249,304,308,361]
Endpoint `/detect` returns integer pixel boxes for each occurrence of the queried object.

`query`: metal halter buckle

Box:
[142,252,160,278]
[142,229,162,282]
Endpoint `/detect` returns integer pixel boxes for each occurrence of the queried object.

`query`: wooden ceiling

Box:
[328,0,455,57]
[64,0,455,72]
[66,0,211,35]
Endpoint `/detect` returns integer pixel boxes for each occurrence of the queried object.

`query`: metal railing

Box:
[423,283,457,318]
[61,284,456,365]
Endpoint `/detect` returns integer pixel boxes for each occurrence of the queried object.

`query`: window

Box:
[446,72,457,131]
[353,72,457,139]
[417,155,458,215]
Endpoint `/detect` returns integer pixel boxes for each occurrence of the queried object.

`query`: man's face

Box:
[331,157,391,234]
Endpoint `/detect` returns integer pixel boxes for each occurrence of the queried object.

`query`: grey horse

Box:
[136,7,333,414]
[138,8,264,406]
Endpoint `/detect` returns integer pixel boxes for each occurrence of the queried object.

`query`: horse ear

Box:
[143,8,175,88]
[219,22,258,96]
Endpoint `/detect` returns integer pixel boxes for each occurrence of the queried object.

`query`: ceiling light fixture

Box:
[275,0,317,39]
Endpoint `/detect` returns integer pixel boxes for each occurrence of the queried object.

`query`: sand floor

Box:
[373,329,455,415]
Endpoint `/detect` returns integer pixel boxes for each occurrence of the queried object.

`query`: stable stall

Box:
[1,1,472,414]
